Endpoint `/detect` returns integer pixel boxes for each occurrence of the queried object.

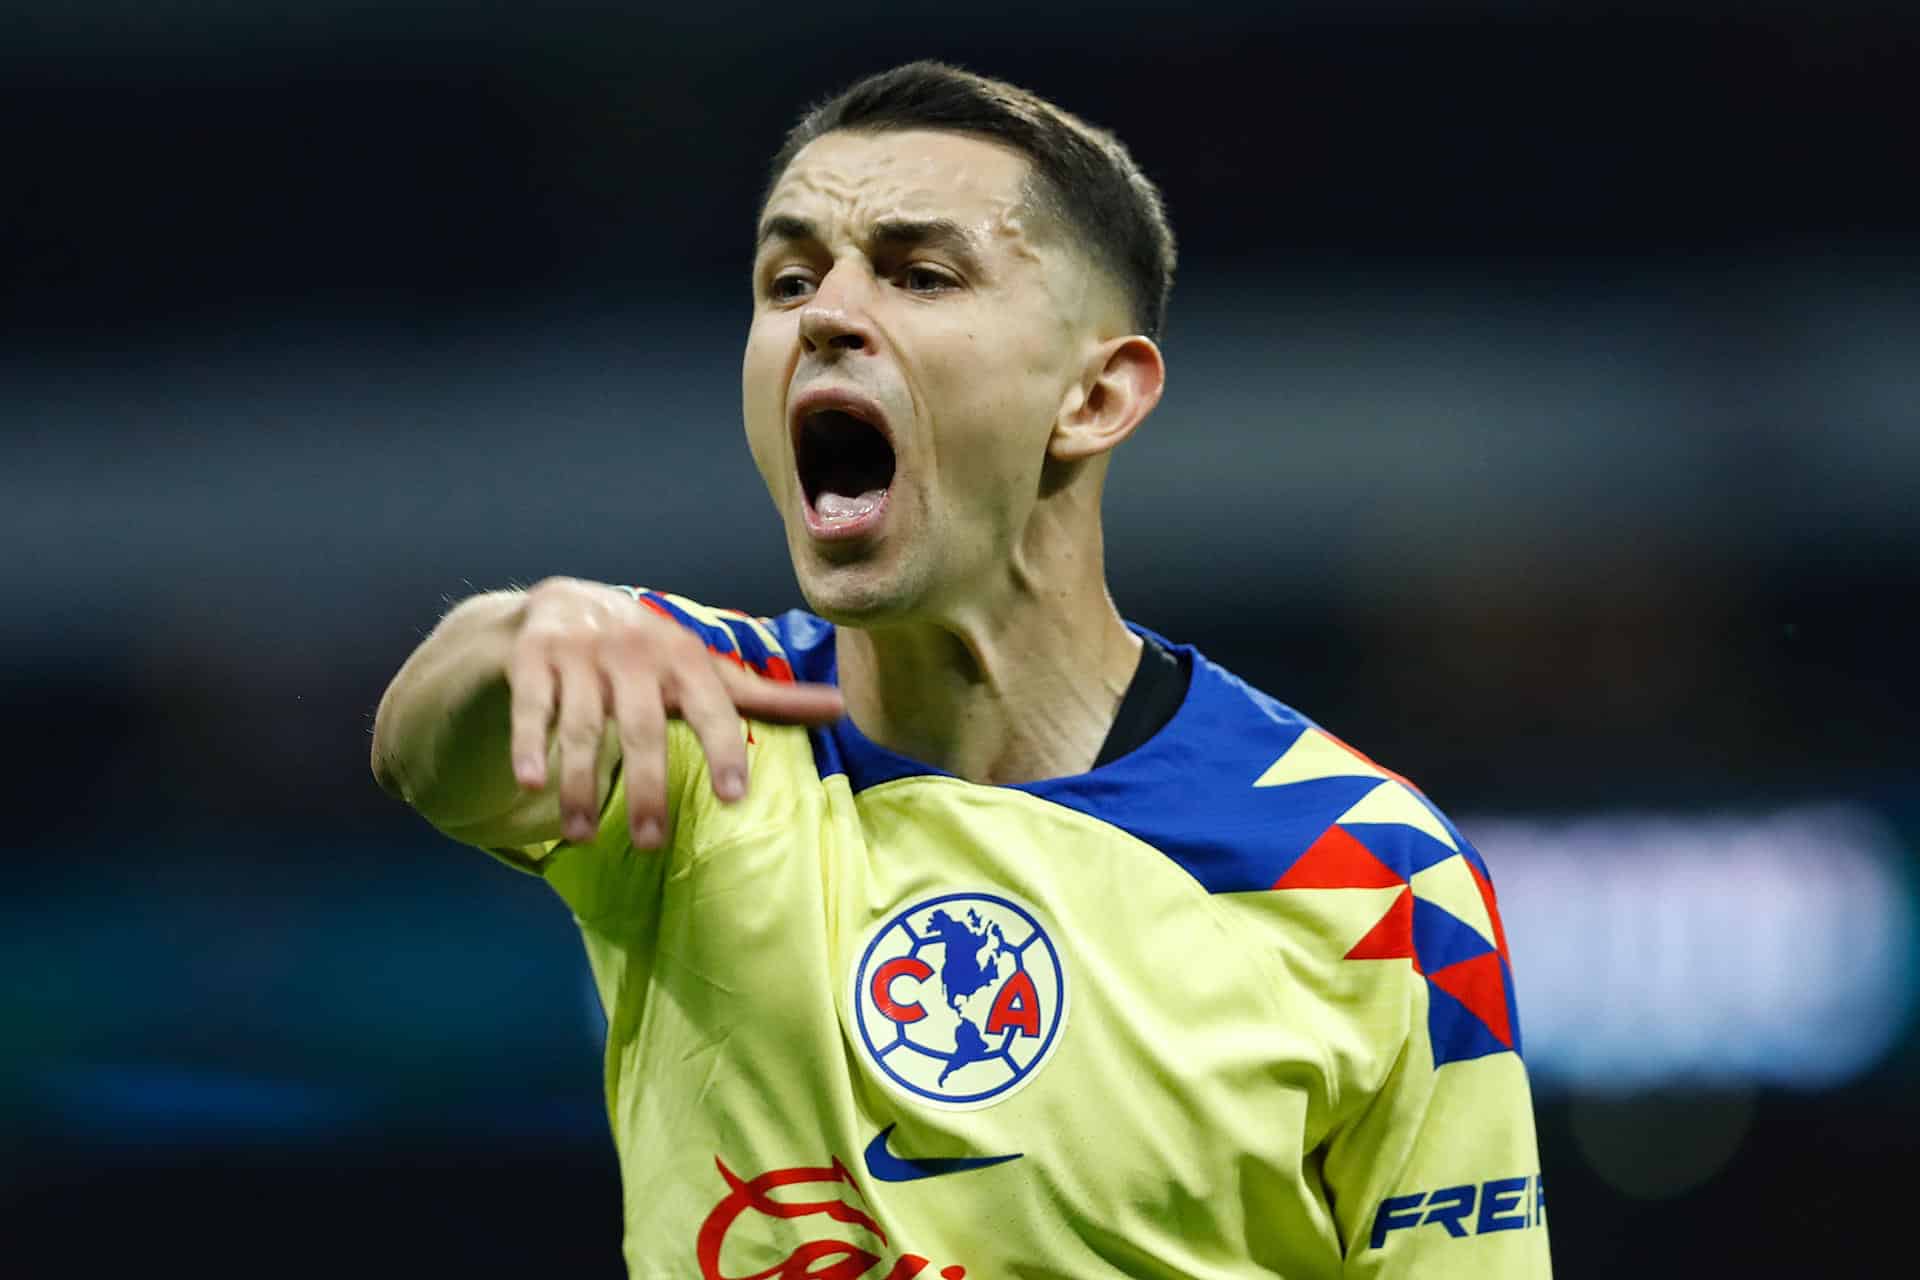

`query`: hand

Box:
[506,578,843,849]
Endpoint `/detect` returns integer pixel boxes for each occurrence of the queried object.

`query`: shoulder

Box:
[1154,640,1522,1067]
[618,588,834,686]
[1044,633,1509,946]
[1029,634,1481,897]
[762,607,838,681]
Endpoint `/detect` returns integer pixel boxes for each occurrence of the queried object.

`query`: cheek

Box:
[929,337,1058,489]
[741,328,789,484]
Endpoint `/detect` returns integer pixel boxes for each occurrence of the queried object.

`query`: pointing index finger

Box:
[716,662,845,725]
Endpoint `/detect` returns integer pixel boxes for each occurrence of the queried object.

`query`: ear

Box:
[1047,334,1166,463]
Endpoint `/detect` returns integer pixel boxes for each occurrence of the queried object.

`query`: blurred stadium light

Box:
[1475,804,1915,1091]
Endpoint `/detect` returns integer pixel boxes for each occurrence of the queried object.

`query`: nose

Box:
[798,261,876,357]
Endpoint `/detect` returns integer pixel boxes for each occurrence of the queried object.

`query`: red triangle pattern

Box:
[1344,887,1417,970]
[1426,951,1514,1048]
[1273,825,1406,890]
[1463,858,1512,969]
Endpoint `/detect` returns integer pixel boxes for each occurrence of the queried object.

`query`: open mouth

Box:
[797,408,897,526]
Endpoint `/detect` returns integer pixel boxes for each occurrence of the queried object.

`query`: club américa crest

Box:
[848,889,1069,1110]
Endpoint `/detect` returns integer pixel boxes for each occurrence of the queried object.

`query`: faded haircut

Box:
[764,61,1177,342]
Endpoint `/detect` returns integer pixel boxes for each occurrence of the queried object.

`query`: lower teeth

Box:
[817,490,881,520]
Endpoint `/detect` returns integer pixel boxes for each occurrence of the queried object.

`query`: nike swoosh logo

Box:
[862,1123,1023,1183]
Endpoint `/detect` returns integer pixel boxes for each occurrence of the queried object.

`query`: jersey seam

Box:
[560,815,804,929]
[680,818,819,866]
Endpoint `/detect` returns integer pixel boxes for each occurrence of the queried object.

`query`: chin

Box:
[792,553,928,630]
[795,577,914,630]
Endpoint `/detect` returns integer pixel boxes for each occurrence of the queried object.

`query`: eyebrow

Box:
[870,217,979,267]
[755,214,986,275]
[756,214,817,250]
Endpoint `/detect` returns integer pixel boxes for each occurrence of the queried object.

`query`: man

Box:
[372,62,1550,1278]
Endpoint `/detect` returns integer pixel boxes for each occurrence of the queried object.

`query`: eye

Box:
[900,264,958,295]
[768,271,815,303]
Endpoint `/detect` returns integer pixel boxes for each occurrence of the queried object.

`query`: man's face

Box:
[743,129,1106,626]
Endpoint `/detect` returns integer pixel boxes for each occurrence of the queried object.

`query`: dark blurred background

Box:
[5,1,1917,1274]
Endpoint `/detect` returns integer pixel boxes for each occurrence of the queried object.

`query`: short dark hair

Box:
[764,62,1177,343]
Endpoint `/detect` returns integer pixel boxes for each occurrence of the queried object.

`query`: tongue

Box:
[816,489,884,521]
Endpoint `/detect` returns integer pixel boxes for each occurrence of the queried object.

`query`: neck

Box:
[835,512,1142,785]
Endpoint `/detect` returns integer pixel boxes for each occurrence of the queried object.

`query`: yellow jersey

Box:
[497,590,1550,1279]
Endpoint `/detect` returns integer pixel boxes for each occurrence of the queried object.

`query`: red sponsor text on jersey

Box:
[697,1155,967,1280]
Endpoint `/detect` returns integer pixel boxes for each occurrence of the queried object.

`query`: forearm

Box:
[371,577,844,854]
[371,589,530,834]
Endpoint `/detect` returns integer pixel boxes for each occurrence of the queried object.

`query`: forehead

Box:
[762,129,1036,233]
